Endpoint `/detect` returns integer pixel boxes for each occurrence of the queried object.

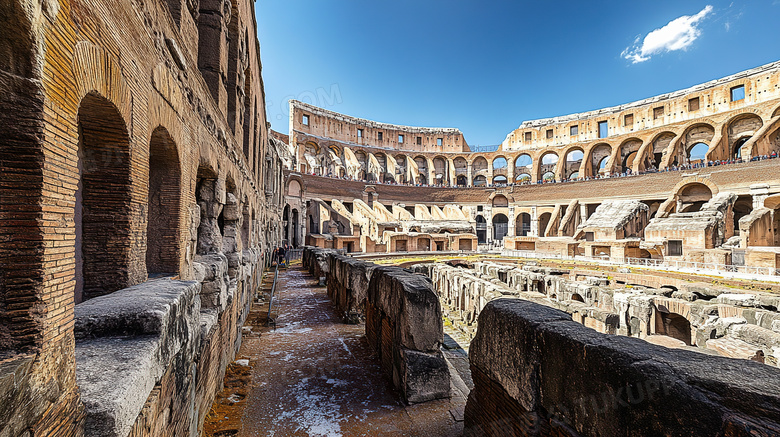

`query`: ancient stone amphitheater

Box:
[1,0,779,435]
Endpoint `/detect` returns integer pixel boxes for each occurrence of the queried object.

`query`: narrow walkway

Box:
[205,266,466,437]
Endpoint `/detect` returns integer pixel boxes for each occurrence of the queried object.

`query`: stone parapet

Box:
[464,298,780,436]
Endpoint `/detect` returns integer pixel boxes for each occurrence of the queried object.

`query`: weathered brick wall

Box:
[464,299,780,436]
[0,0,283,434]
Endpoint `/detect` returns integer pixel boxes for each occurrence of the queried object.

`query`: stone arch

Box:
[655,308,692,345]
[641,132,676,172]
[471,156,489,178]
[147,126,182,278]
[515,212,531,236]
[773,105,780,118]
[492,194,509,208]
[493,213,509,241]
[589,143,612,176]
[725,113,763,159]
[414,155,429,183]
[475,215,487,244]
[618,138,643,173]
[676,122,715,165]
[538,212,552,237]
[563,147,584,179]
[473,175,487,187]
[538,152,559,181]
[433,156,448,184]
[514,154,533,181]
[75,92,133,302]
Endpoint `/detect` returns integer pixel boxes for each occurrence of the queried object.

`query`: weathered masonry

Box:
[0,0,287,435]
[302,247,451,404]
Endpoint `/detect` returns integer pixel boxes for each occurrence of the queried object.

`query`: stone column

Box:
[531,206,539,237]
[507,206,516,237]
[467,162,473,186]
[751,184,770,209]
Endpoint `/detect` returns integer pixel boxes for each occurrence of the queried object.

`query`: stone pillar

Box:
[507,206,516,237]
[531,206,539,237]
[467,163,473,187]
[751,183,770,210]
[580,203,589,222]
[486,207,494,242]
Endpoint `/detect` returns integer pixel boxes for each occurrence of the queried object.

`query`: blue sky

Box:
[256,1,780,146]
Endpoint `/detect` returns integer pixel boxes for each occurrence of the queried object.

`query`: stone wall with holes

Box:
[420,260,780,367]
[0,0,284,434]
[303,247,450,404]
[463,298,780,437]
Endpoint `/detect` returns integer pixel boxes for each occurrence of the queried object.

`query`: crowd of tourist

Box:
[305,151,778,189]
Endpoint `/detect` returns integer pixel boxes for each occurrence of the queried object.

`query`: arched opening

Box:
[687,143,708,165]
[647,133,675,171]
[493,213,509,241]
[454,157,468,182]
[493,175,508,185]
[472,156,488,176]
[591,144,612,176]
[283,205,290,242]
[733,196,753,233]
[538,212,552,237]
[456,175,468,187]
[433,156,448,185]
[733,137,750,160]
[539,153,558,180]
[565,149,583,179]
[473,175,487,187]
[147,127,181,278]
[492,156,508,179]
[516,213,531,236]
[492,195,508,208]
[571,293,585,303]
[476,215,487,244]
[515,154,533,181]
[678,183,713,213]
[515,174,531,183]
[414,156,428,182]
[76,93,133,303]
[623,151,637,173]
[656,310,692,345]
[196,166,221,255]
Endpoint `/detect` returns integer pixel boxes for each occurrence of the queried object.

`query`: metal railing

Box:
[266,264,280,328]
[498,249,780,279]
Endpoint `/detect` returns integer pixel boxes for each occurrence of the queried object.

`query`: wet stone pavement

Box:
[206,266,468,437]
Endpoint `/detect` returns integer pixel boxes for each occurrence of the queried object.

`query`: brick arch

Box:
[72,42,132,128]
[671,177,719,200]
[617,137,643,173]
[286,174,306,198]
[664,122,716,167]
[147,126,182,277]
[76,92,134,302]
[773,105,780,118]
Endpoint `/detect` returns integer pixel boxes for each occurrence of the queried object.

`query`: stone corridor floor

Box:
[204,266,468,437]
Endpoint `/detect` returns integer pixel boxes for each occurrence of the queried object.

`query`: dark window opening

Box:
[524,132,532,142]
[598,121,608,138]
[688,97,700,111]
[570,125,578,136]
[668,240,683,256]
[378,131,383,140]
[624,114,634,126]
[731,85,745,102]
[653,107,664,120]
[546,129,553,139]
[416,136,422,145]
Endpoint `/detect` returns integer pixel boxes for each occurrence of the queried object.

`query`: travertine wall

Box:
[0,0,284,434]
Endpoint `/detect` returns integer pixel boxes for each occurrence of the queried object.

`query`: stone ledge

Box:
[75,280,201,437]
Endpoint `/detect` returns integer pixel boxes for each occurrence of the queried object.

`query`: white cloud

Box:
[622,5,713,64]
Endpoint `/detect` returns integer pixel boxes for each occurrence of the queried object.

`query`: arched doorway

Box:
[656,310,692,345]
[538,212,552,237]
[456,175,468,186]
[516,213,531,236]
[473,175,487,187]
[76,93,133,303]
[476,215,487,244]
[733,137,750,160]
[493,213,509,241]
[291,209,300,247]
[147,127,181,278]
[492,195,508,208]
[687,143,708,165]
